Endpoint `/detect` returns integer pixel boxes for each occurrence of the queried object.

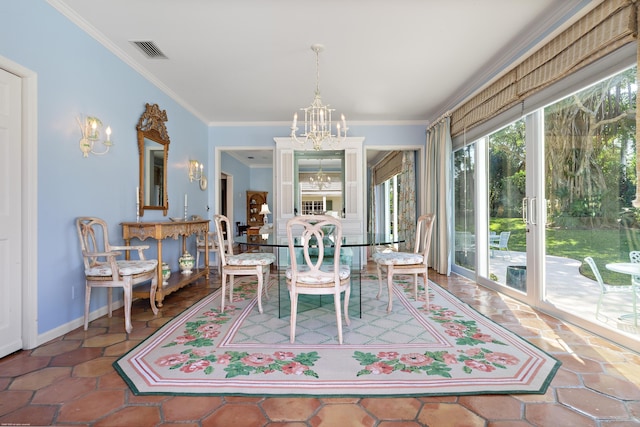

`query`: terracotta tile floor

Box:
[2,268,640,426]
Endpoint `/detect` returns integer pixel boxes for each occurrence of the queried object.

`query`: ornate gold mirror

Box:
[137,103,169,216]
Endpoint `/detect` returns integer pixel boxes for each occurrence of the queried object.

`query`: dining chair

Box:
[286,215,351,344]
[214,214,275,314]
[584,256,637,324]
[372,213,435,313]
[76,217,158,333]
[195,231,224,275]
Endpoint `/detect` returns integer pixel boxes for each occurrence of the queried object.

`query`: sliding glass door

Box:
[542,66,638,337]
[452,64,640,349]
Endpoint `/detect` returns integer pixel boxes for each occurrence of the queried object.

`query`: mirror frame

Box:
[137,103,170,216]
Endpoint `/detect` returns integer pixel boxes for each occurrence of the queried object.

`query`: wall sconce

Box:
[259,203,271,225]
[189,160,207,190]
[77,115,112,157]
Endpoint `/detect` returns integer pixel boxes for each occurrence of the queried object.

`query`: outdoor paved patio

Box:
[489,251,640,336]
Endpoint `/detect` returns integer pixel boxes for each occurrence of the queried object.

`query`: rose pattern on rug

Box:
[116,274,560,396]
[157,280,321,378]
[355,278,517,378]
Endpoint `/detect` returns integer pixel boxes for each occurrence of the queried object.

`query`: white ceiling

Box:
[48,0,599,165]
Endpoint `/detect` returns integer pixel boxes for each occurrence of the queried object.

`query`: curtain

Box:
[398,151,416,251]
[425,117,452,275]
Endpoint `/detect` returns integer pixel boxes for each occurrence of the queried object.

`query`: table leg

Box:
[156,239,164,307]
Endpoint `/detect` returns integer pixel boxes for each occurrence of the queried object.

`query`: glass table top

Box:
[235,233,404,247]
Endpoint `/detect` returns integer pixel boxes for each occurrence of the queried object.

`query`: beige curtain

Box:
[425,117,452,275]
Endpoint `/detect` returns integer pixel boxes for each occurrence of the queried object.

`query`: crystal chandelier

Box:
[291,44,347,151]
[310,160,331,191]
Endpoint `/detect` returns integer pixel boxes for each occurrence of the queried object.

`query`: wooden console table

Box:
[121,219,209,307]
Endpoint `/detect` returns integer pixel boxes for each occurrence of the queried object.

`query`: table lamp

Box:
[259,203,271,225]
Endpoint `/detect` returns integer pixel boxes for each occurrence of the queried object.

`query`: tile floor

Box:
[2,268,640,426]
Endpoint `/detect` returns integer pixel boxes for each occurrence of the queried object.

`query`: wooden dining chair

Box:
[76,217,158,333]
[214,214,275,314]
[286,215,351,344]
[372,213,435,312]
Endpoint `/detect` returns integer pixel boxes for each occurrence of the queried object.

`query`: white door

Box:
[0,68,22,357]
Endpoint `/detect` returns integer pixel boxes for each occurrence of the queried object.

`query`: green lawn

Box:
[491,218,637,286]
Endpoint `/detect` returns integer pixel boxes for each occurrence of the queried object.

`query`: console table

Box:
[121,219,210,306]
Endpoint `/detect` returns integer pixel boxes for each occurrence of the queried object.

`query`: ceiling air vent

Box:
[131,41,168,59]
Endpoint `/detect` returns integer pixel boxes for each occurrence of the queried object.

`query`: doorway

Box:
[0,57,38,354]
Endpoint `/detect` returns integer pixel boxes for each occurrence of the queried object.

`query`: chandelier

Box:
[291,44,347,151]
[310,160,331,191]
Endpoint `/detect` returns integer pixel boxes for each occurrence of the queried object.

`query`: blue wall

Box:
[2,0,427,341]
[1,1,209,335]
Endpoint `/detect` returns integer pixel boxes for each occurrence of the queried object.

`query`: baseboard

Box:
[34,300,125,348]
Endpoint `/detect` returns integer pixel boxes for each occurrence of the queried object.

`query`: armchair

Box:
[76,217,158,333]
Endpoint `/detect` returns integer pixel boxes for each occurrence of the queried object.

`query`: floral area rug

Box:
[114,275,560,397]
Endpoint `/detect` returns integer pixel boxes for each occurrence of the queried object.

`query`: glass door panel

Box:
[543,66,638,336]
[487,119,527,291]
[453,144,476,272]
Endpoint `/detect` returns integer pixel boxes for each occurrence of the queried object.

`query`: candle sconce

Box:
[77,115,112,157]
[189,160,207,190]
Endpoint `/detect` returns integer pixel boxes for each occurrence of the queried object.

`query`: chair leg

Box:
[413,274,418,301]
[422,272,429,309]
[149,273,158,315]
[220,272,227,312]
[229,274,235,304]
[334,291,343,344]
[375,263,384,300]
[290,291,298,343]
[256,266,264,314]
[595,294,604,320]
[196,250,201,268]
[386,268,394,313]
[263,266,271,301]
[84,284,91,330]
[343,286,351,327]
[107,288,113,317]
[123,279,133,334]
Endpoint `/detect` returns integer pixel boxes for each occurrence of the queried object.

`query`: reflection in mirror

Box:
[143,138,165,206]
[295,151,344,217]
[137,103,170,216]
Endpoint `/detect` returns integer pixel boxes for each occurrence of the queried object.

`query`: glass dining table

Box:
[235,233,404,318]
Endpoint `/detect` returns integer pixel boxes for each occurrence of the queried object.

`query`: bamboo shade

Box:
[451,0,636,137]
[373,151,403,185]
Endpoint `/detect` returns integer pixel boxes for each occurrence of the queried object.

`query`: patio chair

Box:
[489,231,511,259]
[629,251,640,287]
[583,256,637,324]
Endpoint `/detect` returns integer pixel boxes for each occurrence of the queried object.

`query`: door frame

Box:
[0,54,38,350]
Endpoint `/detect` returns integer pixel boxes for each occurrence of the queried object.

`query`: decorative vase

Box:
[161,262,171,285]
[178,252,195,275]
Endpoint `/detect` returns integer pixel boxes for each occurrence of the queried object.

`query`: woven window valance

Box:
[373,151,403,185]
[451,0,636,137]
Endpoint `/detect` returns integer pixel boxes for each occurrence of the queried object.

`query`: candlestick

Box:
[184,193,188,220]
